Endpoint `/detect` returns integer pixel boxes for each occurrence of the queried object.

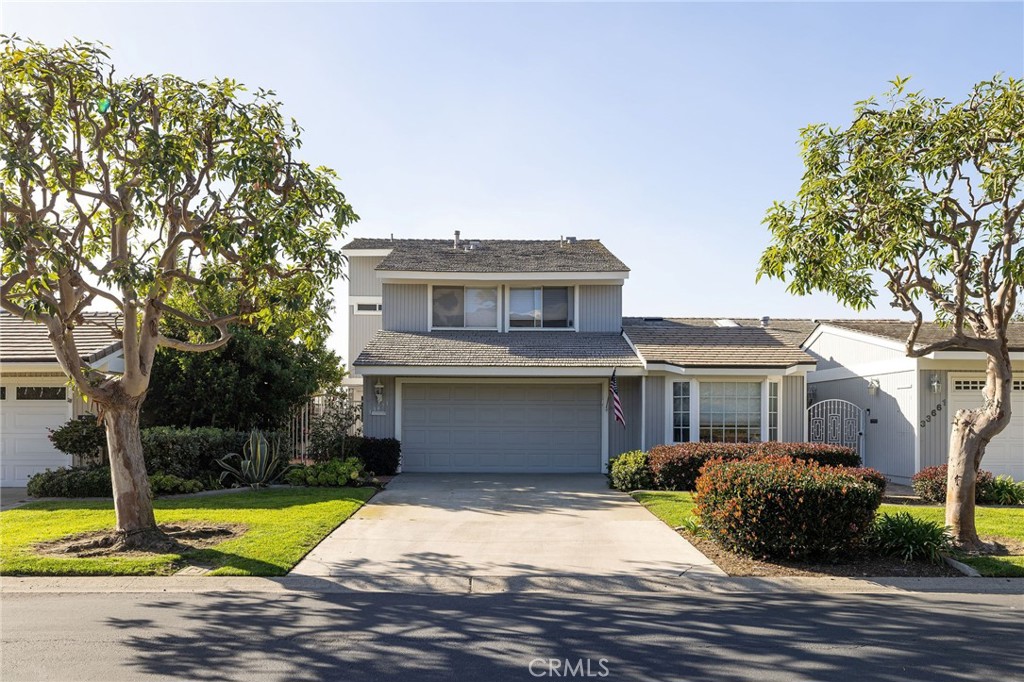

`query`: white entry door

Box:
[947,376,1024,480]
[0,385,72,486]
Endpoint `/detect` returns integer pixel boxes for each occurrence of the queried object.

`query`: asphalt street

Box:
[2,587,1022,682]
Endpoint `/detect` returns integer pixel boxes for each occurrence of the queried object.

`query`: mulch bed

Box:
[676,529,962,577]
[35,522,246,559]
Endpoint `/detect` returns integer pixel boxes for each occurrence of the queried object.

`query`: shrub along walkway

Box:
[632,491,1024,578]
[0,487,375,576]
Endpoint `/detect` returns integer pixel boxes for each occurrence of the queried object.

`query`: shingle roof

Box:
[1,312,123,363]
[341,238,629,273]
[355,330,642,367]
[820,319,1024,352]
[622,317,817,368]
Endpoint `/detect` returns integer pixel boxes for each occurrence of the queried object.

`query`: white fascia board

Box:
[645,362,814,377]
[807,357,918,383]
[377,271,629,283]
[355,365,644,377]
[350,295,383,305]
[340,248,393,257]
[924,350,1024,361]
[0,361,66,375]
[803,323,910,354]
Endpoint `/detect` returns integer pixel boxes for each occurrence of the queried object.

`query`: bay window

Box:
[509,287,574,328]
[698,381,762,443]
[431,286,498,329]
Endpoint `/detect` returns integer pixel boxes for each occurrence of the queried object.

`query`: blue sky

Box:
[5,1,1023,358]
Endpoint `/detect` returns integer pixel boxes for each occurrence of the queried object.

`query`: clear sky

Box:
[4,1,1023,359]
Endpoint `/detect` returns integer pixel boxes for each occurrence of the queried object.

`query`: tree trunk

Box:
[102,393,166,549]
[945,349,1014,551]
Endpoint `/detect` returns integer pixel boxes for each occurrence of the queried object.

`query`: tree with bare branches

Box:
[0,38,356,549]
[758,76,1023,549]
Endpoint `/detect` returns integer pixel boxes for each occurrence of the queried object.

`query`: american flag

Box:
[609,369,625,428]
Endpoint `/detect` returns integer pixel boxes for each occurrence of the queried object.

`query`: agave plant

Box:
[218,430,293,489]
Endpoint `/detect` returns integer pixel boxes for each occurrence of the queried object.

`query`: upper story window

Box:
[432,286,498,329]
[509,287,574,329]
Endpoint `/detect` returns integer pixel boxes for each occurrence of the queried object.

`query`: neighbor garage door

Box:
[400,382,603,472]
[1,385,73,486]
[948,376,1024,481]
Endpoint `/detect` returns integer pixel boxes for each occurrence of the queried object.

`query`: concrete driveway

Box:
[291,474,723,588]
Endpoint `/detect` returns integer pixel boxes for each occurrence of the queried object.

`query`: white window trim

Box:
[505,284,579,332]
[667,377,773,444]
[765,377,782,442]
[352,297,383,316]
[427,284,501,332]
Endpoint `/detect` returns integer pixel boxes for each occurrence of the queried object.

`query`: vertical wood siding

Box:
[578,285,623,332]
[348,256,384,296]
[805,330,907,370]
[644,375,666,447]
[348,311,382,372]
[919,369,949,469]
[608,376,642,458]
[361,376,396,438]
[382,284,428,331]
[811,371,917,482]
[781,375,805,442]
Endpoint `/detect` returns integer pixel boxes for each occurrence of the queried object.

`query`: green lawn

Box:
[631,490,1024,577]
[0,487,375,576]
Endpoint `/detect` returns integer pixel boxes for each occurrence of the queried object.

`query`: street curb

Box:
[942,554,983,577]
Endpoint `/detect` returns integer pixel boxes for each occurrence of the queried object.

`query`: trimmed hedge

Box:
[26,465,112,498]
[608,450,654,491]
[695,456,882,560]
[912,464,996,504]
[141,427,252,479]
[848,467,888,495]
[358,437,401,476]
[649,442,861,491]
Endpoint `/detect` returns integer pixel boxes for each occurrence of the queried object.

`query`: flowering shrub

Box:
[846,467,888,495]
[912,464,996,503]
[648,442,860,491]
[695,456,882,560]
[607,450,654,491]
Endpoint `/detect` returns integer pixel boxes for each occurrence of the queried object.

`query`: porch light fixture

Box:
[807,385,817,405]
[374,380,384,408]
[930,374,942,394]
[867,378,880,396]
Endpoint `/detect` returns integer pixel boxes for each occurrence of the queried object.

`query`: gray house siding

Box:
[348,256,384,297]
[361,375,396,439]
[806,330,906,370]
[608,376,642,458]
[578,285,623,333]
[382,284,428,331]
[919,369,949,469]
[348,311,382,371]
[644,375,667,448]
[811,371,917,482]
[781,375,805,442]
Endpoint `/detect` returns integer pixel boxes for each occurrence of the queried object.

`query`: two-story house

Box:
[341,234,814,473]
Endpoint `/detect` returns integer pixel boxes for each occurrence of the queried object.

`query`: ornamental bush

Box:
[358,437,401,476]
[608,450,654,491]
[48,416,108,461]
[26,465,112,498]
[983,475,1024,505]
[695,456,882,560]
[847,467,888,495]
[912,464,996,504]
[140,427,250,480]
[149,472,205,496]
[868,511,952,563]
[286,457,375,487]
[648,442,860,491]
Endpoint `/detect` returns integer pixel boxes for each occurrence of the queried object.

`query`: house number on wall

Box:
[920,399,948,428]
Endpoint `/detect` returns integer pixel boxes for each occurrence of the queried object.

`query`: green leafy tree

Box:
[758,76,1022,549]
[0,38,356,548]
[142,289,344,430]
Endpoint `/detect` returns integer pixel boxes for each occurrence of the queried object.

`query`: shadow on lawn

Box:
[104,585,1021,681]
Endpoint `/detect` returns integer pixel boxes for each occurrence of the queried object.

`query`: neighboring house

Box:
[0,313,123,486]
[803,320,1024,484]
[342,235,815,473]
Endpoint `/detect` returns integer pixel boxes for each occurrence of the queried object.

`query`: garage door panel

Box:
[1,395,72,486]
[949,378,1024,480]
[401,382,602,473]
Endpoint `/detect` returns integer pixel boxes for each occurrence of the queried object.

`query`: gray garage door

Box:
[401,382,603,472]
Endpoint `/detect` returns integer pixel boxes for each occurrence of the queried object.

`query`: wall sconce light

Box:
[867,378,880,396]
[807,385,817,405]
[930,374,942,394]
[374,380,385,408]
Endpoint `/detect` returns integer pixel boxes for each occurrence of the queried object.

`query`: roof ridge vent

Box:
[715,319,739,327]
